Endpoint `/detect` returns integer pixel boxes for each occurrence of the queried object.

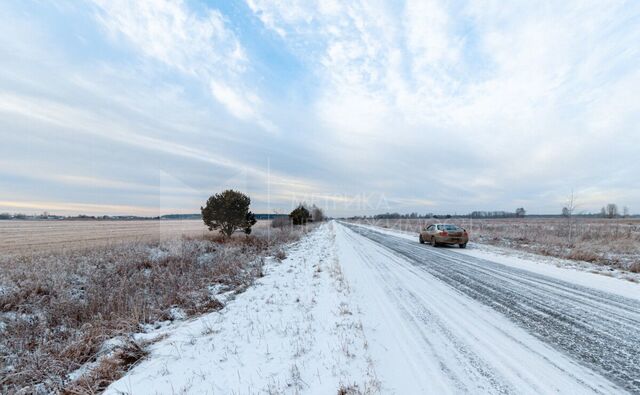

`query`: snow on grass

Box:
[0,225,305,393]
[104,223,379,394]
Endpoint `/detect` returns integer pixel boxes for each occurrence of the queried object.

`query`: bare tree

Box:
[310,205,325,222]
[565,191,577,245]
[623,206,630,218]
[606,203,618,219]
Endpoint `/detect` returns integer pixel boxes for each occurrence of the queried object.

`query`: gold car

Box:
[419,224,469,248]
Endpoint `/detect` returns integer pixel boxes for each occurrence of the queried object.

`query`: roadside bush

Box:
[290,204,311,225]
[201,190,257,238]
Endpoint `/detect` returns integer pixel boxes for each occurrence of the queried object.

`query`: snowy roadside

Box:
[347,221,640,293]
[103,221,635,394]
[105,223,379,394]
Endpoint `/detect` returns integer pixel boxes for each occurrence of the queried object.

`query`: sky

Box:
[1,0,639,217]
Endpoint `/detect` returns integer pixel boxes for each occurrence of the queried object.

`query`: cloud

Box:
[245,0,640,213]
[1,0,639,216]
[0,89,322,202]
[91,0,275,130]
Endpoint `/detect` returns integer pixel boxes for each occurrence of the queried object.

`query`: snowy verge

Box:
[345,221,640,300]
[104,223,379,394]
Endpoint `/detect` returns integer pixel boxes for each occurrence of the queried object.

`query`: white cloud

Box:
[91,0,274,130]
[2,0,639,216]
[0,88,325,207]
[209,80,258,121]
[245,0,640,212]
[405,0,458,66]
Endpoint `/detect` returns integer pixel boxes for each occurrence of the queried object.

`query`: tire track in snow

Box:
[341,223,640,393]
[340,227,515,393]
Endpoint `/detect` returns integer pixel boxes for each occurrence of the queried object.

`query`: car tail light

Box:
[440,231,448,236]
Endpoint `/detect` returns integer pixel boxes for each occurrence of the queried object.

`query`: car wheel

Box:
[459,243,467,249]
[419,235,425,244]
[431,237,437,247]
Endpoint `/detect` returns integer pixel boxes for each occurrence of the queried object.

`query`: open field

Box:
[0,220,270,256]
[348,217,640,272]
[0,220,305,393]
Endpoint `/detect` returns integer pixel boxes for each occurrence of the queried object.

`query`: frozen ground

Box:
[107,221,639,394]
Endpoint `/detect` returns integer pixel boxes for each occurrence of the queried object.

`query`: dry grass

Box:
[0,221,307,394]
[349,217,640,271]
[337,384,361,394]
[62,338,149,395]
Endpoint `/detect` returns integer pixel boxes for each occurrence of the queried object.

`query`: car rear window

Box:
[441,225,460,231]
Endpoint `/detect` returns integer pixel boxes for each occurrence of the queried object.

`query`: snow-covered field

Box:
[107,221,639,394]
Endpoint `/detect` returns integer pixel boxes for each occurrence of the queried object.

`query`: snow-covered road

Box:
[105,221,639,394]
[339,222,639,393]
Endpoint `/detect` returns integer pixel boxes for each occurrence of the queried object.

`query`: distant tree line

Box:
[596,203,630,219]
[351,205,639,221]
[373,212,432,219]
[361,208,527,220]
[0,212,167,221]
[0,212,66,220]
[559,202,631,219]
[470,208,526,218]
